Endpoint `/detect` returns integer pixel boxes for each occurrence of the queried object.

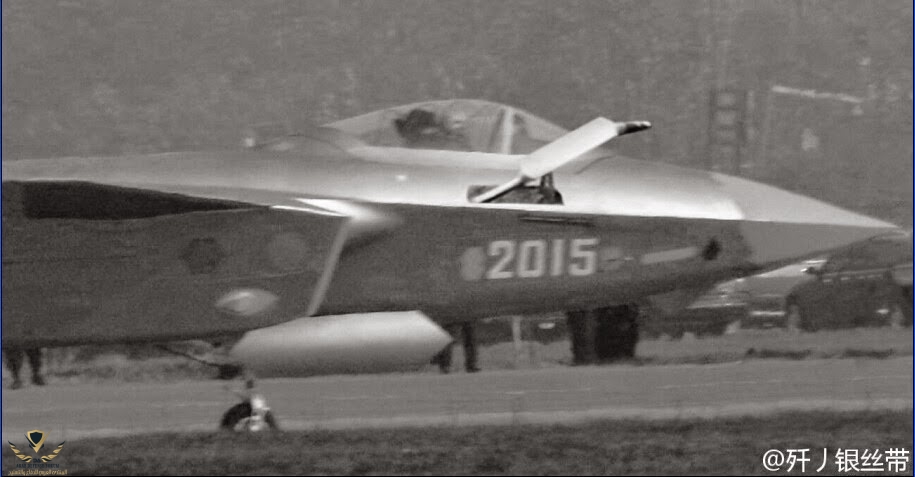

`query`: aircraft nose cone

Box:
[712,173,901,265]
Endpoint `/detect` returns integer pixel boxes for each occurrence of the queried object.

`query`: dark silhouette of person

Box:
[3,348,45,389]
[431,322,479,373]
[395,109,441,148]
[395,109,470,150]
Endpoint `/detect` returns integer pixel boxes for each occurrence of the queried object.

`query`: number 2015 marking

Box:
[485,238,598,279]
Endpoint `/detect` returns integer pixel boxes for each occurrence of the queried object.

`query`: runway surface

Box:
[2,357,911,441]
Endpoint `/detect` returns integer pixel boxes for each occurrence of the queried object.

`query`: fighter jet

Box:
[1,99,898,419]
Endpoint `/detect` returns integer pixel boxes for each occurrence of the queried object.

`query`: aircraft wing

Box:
[1,180,389,348]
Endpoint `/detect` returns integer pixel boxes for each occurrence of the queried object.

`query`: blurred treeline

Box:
[3,0,912,224]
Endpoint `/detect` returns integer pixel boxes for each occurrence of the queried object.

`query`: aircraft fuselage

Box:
[1,147,895,346]
[319,203,753,323]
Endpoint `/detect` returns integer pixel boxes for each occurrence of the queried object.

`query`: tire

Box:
[620,318,638,358]
[566,310,595,365]
[220,402,280,432]
[595,305,638,361]
[220,402,252,430]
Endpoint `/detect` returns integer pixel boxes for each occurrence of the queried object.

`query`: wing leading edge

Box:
[0,181,368,348]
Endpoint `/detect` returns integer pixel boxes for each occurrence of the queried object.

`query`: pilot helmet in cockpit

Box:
[395,108,470,150]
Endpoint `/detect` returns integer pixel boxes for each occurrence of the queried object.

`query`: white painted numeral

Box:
[550,238,565,277]
[487,240,515,279]
[517,240,546,278]
[568,238,598,276]
[479,238,599,280]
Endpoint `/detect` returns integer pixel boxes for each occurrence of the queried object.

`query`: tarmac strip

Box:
[2,357,911,441]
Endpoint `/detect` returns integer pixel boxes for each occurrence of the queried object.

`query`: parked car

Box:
[783,232,913,332]
[639,281,750,338]
[738,258,827,328]
[474,314,567,346]
[726,230,913,332]
[895,261,914,322]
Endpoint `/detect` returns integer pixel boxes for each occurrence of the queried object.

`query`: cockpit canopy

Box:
[325,99,569,154]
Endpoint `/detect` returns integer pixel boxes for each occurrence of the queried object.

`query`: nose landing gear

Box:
[220,378,280,432]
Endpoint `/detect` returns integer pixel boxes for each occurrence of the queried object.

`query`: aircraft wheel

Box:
[220,402,250,430]
[619,317,638,359]
[220,402,252,430]
[566,310,596,365]
[220,403,280,432]
[595,305,639,361]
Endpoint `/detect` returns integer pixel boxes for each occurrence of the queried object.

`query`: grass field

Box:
[4,327,912,386]
[472,326,915,369]
[6,410,910,475]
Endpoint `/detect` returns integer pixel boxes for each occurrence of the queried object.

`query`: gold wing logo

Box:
[8,442,33,463]
[8,430,65,463]
[39,443,65,462]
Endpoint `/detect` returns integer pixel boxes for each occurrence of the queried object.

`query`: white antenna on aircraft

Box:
[470,117,651,203]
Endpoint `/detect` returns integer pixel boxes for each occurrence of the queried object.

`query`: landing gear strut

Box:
[220,378,280,432]
[567,304,640,365]
[153,344,280,432]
